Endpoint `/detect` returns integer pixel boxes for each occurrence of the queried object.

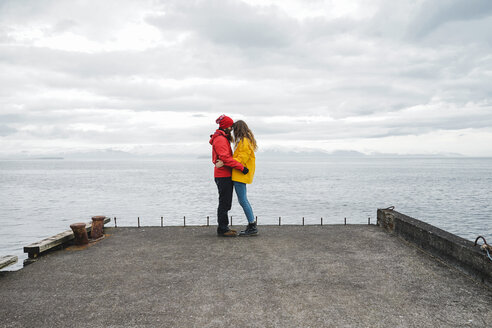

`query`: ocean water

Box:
[1,157,491,271]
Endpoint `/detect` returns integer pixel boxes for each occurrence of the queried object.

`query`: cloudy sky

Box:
[1,0,491,157]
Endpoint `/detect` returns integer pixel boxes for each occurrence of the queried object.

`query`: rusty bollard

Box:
[70,223,89,245]
[91,216,106,240]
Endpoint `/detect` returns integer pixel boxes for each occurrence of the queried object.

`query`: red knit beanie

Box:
[216,114,234,129]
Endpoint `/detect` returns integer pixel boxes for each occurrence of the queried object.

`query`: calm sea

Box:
[1,157,491,270]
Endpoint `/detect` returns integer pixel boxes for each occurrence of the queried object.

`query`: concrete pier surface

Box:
[1,225,491,327]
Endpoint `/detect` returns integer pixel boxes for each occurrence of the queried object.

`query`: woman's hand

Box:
[215,159,224,168]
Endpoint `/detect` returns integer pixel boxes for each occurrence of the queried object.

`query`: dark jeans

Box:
[215,177,233,233]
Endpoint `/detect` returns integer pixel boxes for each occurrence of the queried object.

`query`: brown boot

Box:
[218,229,238,237]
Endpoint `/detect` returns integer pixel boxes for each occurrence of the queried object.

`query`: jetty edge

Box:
[23,217,110,263]
[378,208,492,288]
[0,256,17,270]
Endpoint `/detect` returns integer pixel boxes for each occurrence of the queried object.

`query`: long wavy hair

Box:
[232,120,257,151]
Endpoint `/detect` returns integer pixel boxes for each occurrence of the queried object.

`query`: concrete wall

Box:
[377,208,492,288]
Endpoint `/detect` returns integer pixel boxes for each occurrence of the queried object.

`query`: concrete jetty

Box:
[1,221,491,327]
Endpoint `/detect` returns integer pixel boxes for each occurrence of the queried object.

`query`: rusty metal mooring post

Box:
[70,223,89,246]
[161,216,163,227]
[344,217,346,225]
[207,216,209,226]
[302,217,304,226]
[90,216,105,240]
[279,217,281,226]
[114,217,117,228]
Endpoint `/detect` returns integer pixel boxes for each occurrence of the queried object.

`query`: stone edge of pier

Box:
[377,208,492,288]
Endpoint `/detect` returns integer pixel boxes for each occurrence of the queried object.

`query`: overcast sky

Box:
[1,0,491,157]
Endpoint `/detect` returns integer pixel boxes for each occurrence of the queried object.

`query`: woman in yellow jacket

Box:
[216,120,258,236]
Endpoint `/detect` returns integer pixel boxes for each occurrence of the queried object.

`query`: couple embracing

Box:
[209,115,258,237]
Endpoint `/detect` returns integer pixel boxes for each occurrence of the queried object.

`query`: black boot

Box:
[239,222,258,236]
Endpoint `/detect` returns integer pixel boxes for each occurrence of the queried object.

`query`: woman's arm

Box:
[233,139,252,165]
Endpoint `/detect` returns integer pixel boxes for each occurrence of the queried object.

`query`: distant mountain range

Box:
[257,149,465,159]
[0,148,468,160]
[258,149,366,159]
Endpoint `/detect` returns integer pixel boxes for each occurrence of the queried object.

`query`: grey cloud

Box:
[396,63,442,79]
[249,98,492,141]
[0,114,23,124]
[0,44,231,80]
[0,125,16,136]
[0,39,487,123]
[417,16,492,46]
[148,0,297,48]
[408,0,492,39]
[0,0,156,42]
[50,19,78,34]
[0,27,14,43]
[370,119,492,140]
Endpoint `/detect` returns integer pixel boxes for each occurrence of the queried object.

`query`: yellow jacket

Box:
[231,138,255,184]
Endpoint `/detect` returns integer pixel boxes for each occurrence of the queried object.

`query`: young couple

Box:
[209,115,258,237]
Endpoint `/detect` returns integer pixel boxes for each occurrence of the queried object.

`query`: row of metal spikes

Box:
[112,216,373,227]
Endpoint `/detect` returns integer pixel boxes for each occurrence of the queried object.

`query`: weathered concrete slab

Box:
[1,225,491,328]
[378,208,492,288]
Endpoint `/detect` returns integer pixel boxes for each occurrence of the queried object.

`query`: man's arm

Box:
[214,138,244,171]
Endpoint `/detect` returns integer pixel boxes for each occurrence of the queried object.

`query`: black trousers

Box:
[215,177,233,233]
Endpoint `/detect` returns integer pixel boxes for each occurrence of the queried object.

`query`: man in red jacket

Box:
[210,115,249,236]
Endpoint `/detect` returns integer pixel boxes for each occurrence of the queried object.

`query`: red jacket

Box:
[209,129,244,177]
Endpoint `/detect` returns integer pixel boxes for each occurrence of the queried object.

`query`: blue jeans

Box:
[233,181,255,224]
